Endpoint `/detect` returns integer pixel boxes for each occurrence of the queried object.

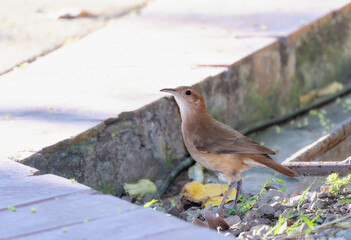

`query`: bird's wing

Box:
[193,120,276,155]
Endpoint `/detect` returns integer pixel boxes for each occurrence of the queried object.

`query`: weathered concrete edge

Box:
[0,0,149,77]
[1,160,224,240]
[21,2,351,196]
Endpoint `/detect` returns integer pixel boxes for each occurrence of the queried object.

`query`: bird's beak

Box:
[160,88,176,94]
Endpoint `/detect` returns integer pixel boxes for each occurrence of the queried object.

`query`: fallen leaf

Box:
[300,82,344,107]
[192,217,207,228]
[204,212,229,230]
[181,181,236,208]
[124,179,157,198]
[286,219,294,227]
[299,90,317,107]
[317,81,343,97]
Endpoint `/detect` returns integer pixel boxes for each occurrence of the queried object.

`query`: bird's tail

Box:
[253,154,299,177]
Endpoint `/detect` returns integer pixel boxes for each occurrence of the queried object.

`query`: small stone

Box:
[290,195,302,206]
[225,215,241,226]
[310,199,326,210]
[336,230,345,237]
[167,206,182,218]
[324,214,342,224]
[317,192,328,198]
[238,231,252,239]
[298,223,309,232]
[242,210,259,222]
[342,183,351,194]
[282,208,294,218]
[301,203,310,209]
[251,224,270,236]
[270,201,283,210]
[309,191,317,203]
[272,195,284,203]
[315,216,323,224]
[142,193,153,203]
[322,228,339,237]
[274,210,282,218]
[345,228,351,240]
[261,189,285,203]
[258,204,275,215]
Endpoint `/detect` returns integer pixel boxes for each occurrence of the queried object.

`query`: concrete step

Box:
[0,160,224,240]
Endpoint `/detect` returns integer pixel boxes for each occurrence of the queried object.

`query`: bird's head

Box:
[160,86,206,117]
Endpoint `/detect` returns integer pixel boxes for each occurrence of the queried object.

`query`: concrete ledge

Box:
[18,0,351,195]
[0,160,224,240]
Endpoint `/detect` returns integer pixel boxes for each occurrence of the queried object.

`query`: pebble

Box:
[301,203,310,209]
[238,231,252,239]
[310,191,317,203]
[298,223,309,232]
[274,210,282,218]
[324,214,341,223]
[270,201,285,211]
[345,228,351,240]
[261,189,285,203]
[251,224,270,236]
[342,183,351,194]
[258,203,275,215]
[310,199,326,210]
[272,195,284,203]
[317,192,328,198]
[225,215,241,226]
[290,195,302,207]
[335,230,345,237]
[282,208,295,218]
[242,210,259,222]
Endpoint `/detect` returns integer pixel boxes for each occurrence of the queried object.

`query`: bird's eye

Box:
[185,90,192,95]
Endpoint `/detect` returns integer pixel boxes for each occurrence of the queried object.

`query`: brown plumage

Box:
[161,86,298,215]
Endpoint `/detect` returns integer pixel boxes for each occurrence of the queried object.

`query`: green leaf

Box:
[8,206,16,212]
[279,187,286,192]
[301,214,313,229]
[298,178,316,213]
[310,212,323,224]
[338,199,351,203]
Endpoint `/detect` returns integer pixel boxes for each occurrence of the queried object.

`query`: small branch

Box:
[153,157,194,199]
[282,117,351,165]
[283,161,351,175]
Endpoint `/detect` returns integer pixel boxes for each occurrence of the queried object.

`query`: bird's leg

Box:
[232,179,242,210]
[217,181,234,217]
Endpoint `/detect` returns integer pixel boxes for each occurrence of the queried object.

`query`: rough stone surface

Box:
[16,0,351,196]
[0,0,148,74]
[345,229,351,240]
[251,224,270,237]
[290,195,303,207]
[258,204,275,215]
[342,183,351,194]
[310,199,326,210]
[225,215,241,226]
[242,210,259,222]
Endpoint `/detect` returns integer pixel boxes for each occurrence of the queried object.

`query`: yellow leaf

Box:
[299,90,317,107]
[181,181,236,208]
[123,179,157,198]
[317,81,343,97]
